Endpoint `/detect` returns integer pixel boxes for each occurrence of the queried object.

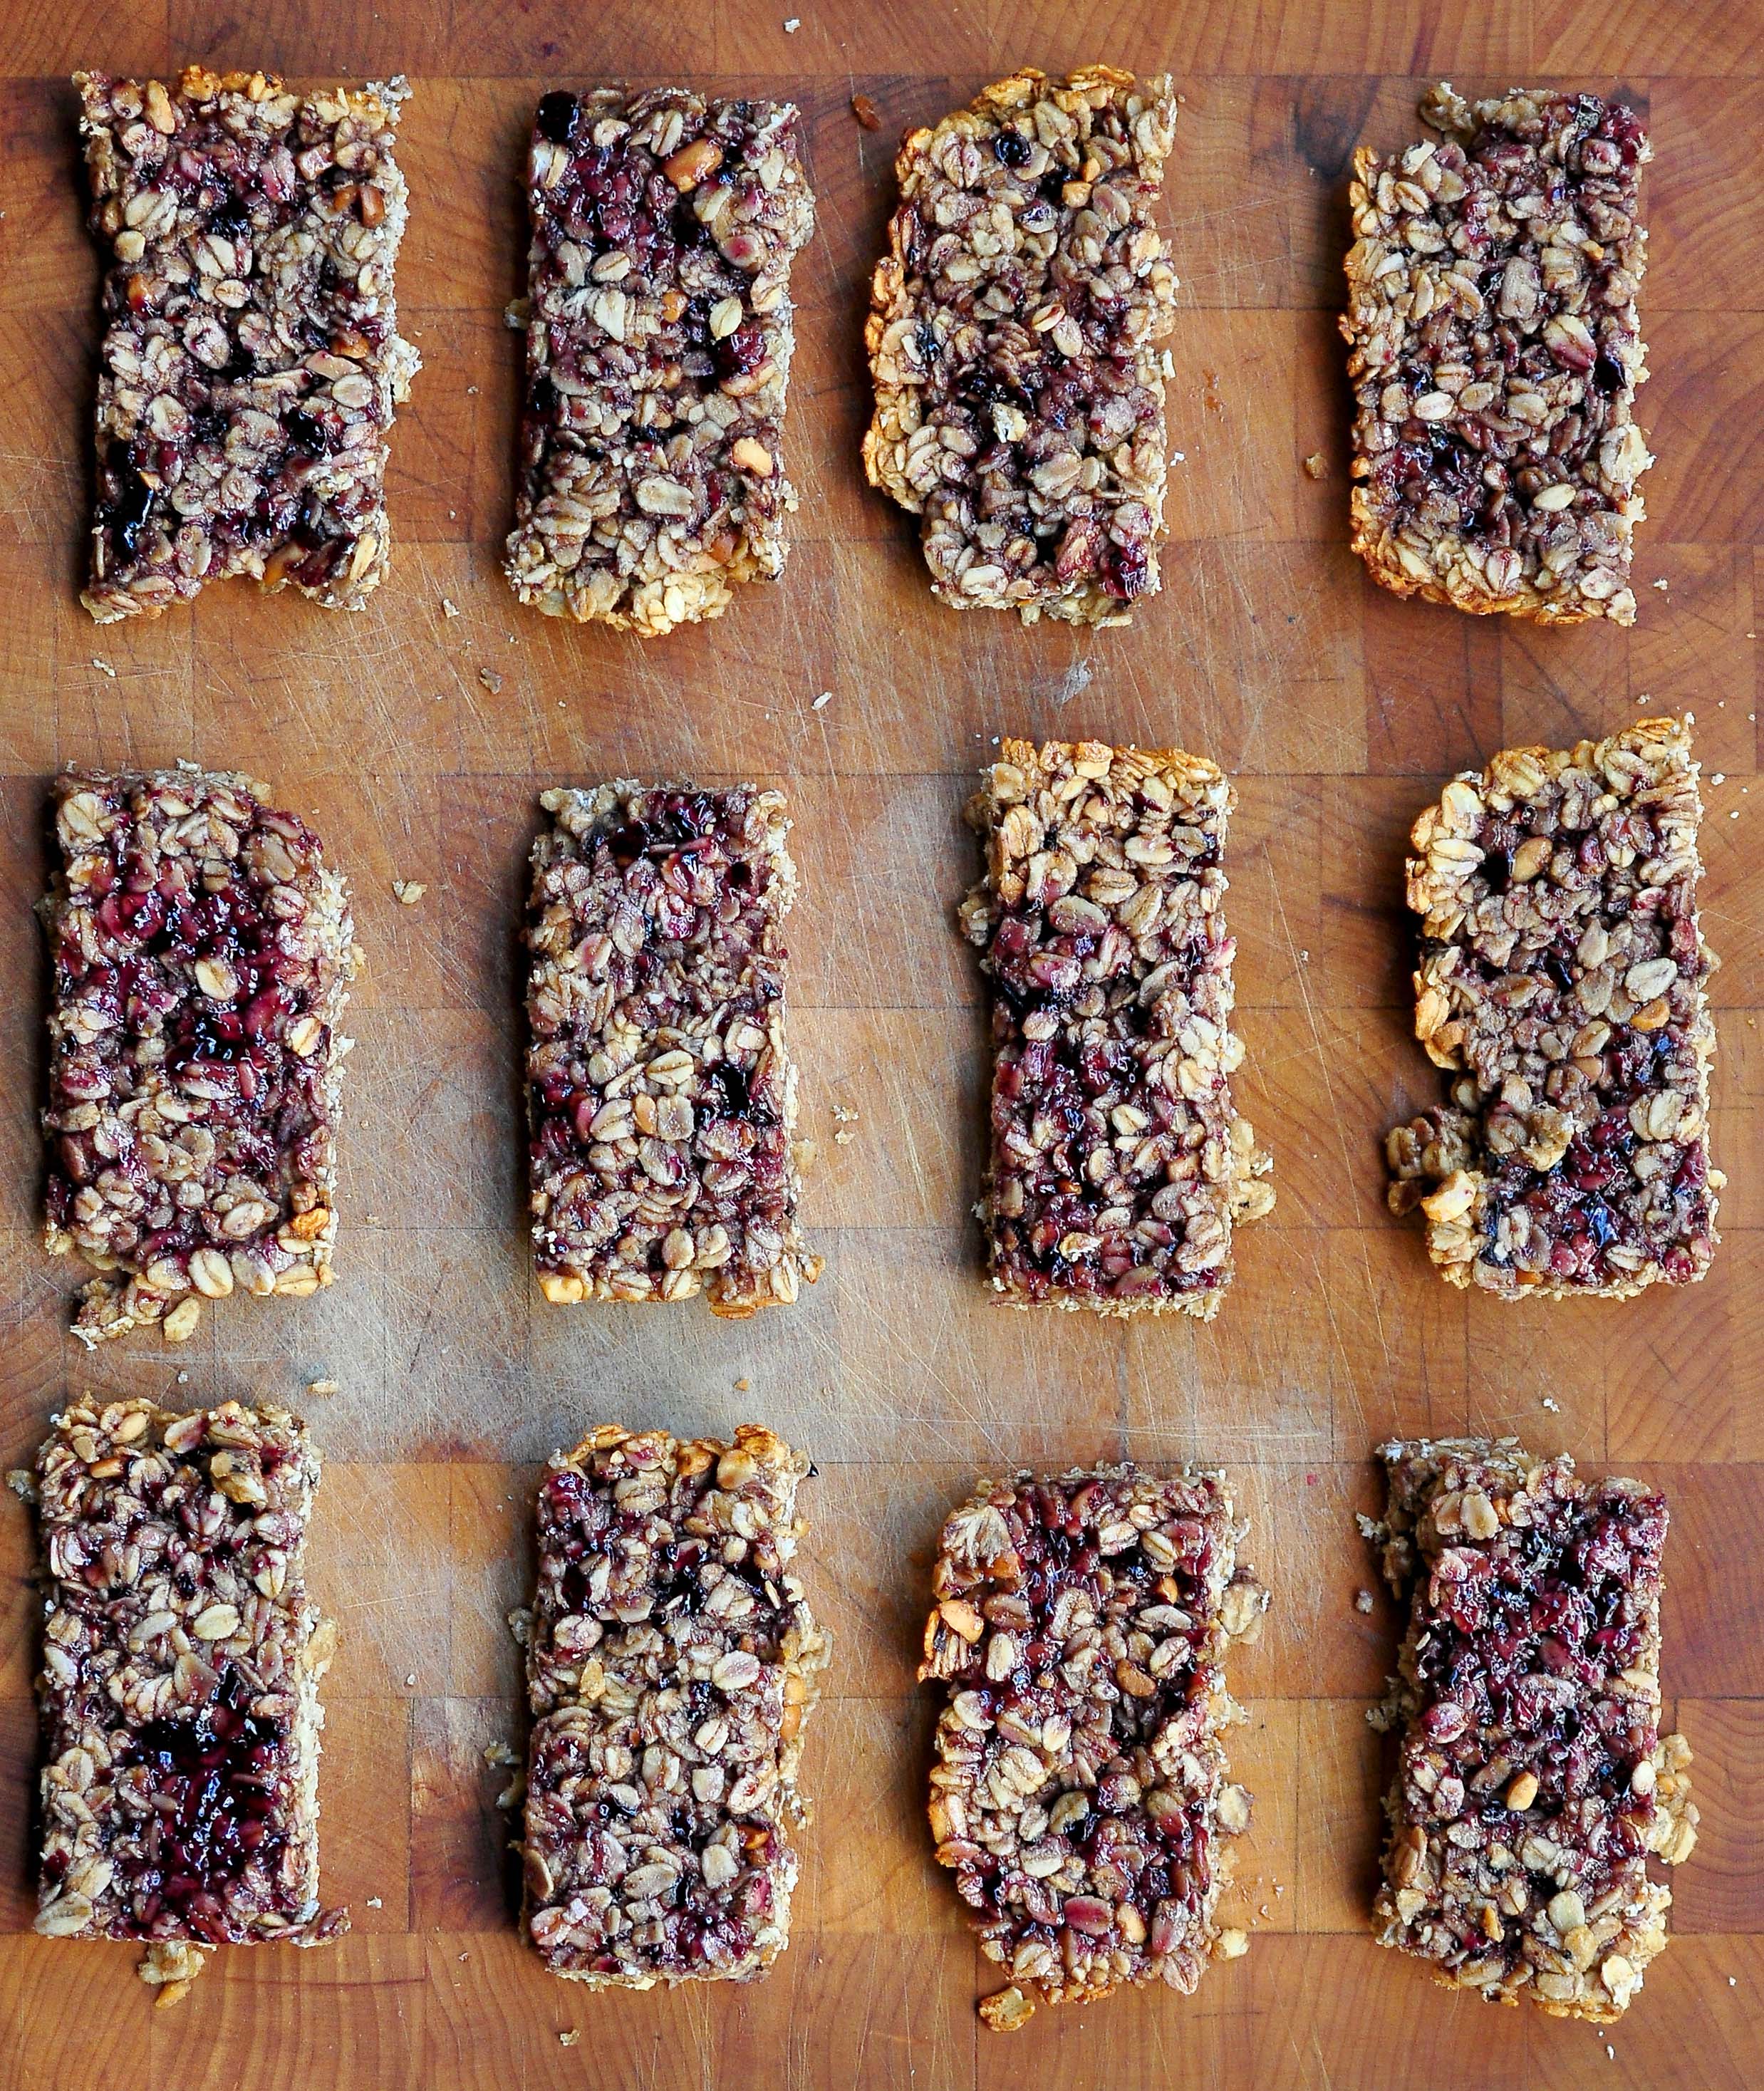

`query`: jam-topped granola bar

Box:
[73,68,420,621]
[504,88,815,635]
[1343,84,1651,624]
[1366,1438,1697,2022]
[960,740,1272,1316]
[519,1424,828,1986]
[923,1463,1266,2028]
[41,767,356,1347]
[32,1396,346,2000]
[524,783,821,1314]
[1386,719,1719,1298]
[865,66,1179,624]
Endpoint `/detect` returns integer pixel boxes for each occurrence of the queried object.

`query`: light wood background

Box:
[0,2,1759,2085]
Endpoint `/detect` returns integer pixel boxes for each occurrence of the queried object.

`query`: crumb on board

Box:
[306,1379,339,1397]
[393,880,426,905]
[851,93,882,129]
[478,667,504,693]
[441,597,460,618]
[559,2031,580,2048]
[1302,452,1327,479]
[1354,1589,1374,1614]
[811,690,832,709]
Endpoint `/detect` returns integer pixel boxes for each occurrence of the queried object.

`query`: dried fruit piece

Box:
[1366,1437,1698,2021]
[1342,84,1651,623]
[924,1463,1265,2018]
[524,782,821,1314]
[73,68,420,621]
[31,1396,348,1987]
[1386,718,1720,1299]
[519,1424,829,1986]
[504,88,815,635]
[864,66,1179,623]
[41,768,356,1346]
[960,739,1272,1317]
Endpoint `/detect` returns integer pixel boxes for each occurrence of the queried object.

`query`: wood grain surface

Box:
[1,2,1760,2086]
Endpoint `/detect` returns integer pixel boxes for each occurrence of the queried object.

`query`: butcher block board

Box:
[1,1,1761,2086]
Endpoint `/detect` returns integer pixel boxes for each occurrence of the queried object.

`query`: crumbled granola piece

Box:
[960,739,1271,1316]
[520,1424,828,1986]
[1367,1437,1697,2022]
[864,66,1179,623]
[504,88,815,635]
[1342,85,1651,623]
[1386,718,1720,1298]
[41,768,356,1346]
[923,1463,1263,2016]
[524,783,821,1314]
[73,68,420,621]
[32,1396,348,1983]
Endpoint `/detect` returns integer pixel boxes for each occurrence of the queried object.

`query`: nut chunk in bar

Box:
[519,1423,828,1987]
[922,1463,1266,2030]
[524,783,821,1314]
[504,88,815,635]
[73,68,420,622]
[1386,718,1719,1298]
[42,768,356,1347]
[960,740,1272,1317]
[1342,84,1652,624]
[1366,1438,1698,2021]
[864,66,1179,625]
[32,1396,347,1998]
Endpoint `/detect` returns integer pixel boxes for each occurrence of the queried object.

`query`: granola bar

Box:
[959,740,1272,1317]
[519,1424,828,1987]
[863,66,1179,624]
[41,767,356,1346]
[504,88,815,635]
[1386,718,1719,1299]
[1342,83,1651,624]
[524,783,821,1314]
[31,1396,347,1995]
[922,1463,1266,2025]
[73,67,420,622]
[1366,1437,1697,2022]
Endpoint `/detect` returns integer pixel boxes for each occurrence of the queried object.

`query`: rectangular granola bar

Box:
[73,67,420,622]
[42,767,356,1347]
[504,88,815,635]
[524,782,820,1314]
[864,66,1179,624]
[1386,718,1719,1298]
[922,1463,1266,2029]
[1366,1437,1697,2022]
[519,1424,828,1987]
[1343,83,1651,624]
[959,739,1271,1316]
[32,1396,346,1998]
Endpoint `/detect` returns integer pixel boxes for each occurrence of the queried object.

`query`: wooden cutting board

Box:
[0,2,1759,2085]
